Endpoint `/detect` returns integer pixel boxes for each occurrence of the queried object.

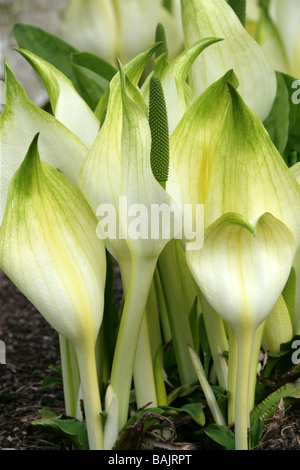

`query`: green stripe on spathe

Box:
[149,75,170,188]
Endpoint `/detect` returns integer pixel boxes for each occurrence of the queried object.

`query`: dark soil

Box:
[0,269,299,451]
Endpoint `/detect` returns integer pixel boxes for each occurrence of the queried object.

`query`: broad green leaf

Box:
[282,73,300,165]
[13,23,80,91]
[160,403,206,427]
[180,403,206,427]
[72,52,117,82]
[72,63,113,111]
[204,423,235,450]
[31,414,89,450]
[249,417,264,449]
[263,72,289,157]
[71,52,117,111]
[16,48,100,148]
[227,0,246,26]
[0,63,88,225]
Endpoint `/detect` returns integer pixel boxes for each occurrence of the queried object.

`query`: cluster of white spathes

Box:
[1,0,299,452]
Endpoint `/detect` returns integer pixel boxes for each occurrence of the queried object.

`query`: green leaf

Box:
[282,73,300,165]
[204,423,235,450]
[249,417,264,449]
[42,375,63,389]
[13,24,80,92]
[167,383,201,405]
[98,251,120,390]
[71,66,111,111]
[160,403,206,426]
[250,380,300,427]
[280,334,300,352]
[31,414,89,450]
[71,52,117,110]
[282,267,296,324]
[189,297,200,354]
[227,0,246,26]
[72,52,116,81]
[263,72,290,156]
[153,343,168,406]
[198,313,212,377]
[180,403,206,426]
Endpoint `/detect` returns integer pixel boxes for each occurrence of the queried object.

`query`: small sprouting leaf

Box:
[72,52,117,82]
[42,365,63,389]
[204,423,235,450]
[13,24,80,92]
[180,403,206,426]
[159,403,206,427]
[42,375,63,389]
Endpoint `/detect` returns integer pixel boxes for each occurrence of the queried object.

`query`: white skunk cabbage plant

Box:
[1,0,300,454]
[0,135,106,449]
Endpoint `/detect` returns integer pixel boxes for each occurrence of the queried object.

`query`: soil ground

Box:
[0,269,299,451]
